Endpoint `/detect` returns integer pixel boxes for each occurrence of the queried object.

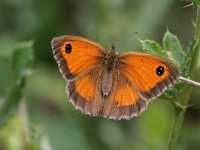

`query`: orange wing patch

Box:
[114,83,139,106]
[75,74,96,101]
[60,41,103,75]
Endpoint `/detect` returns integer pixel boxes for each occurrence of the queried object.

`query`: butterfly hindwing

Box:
[102,70,147,120]
[67,67,103,116]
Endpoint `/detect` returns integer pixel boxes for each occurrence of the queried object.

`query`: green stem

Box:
[166,5,200,150]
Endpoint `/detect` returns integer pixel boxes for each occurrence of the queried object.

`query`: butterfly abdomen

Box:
[101,71,113,96]
[101,51,120,96]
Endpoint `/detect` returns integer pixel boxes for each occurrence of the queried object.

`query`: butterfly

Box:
[51,35,181,120]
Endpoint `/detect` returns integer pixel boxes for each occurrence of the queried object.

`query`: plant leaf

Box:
[140,39,169,59]
[163,30,186,69]
[0,41,34,127]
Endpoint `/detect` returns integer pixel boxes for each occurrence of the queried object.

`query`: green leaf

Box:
[0,41,34,127]
[182,39,199,76]
[140,39,169,59]
[12,42,34,80]
[163,30,186,69]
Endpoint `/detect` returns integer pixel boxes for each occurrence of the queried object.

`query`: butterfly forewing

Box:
[51,35,106,80]
[118,52,180,100]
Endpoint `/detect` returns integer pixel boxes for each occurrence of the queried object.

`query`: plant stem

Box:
[166,5,200,150]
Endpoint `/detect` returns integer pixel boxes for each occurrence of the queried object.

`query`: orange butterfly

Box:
[51,35,193,120]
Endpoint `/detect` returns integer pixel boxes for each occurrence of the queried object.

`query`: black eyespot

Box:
[156,66,164,76]
[65,44,72,53]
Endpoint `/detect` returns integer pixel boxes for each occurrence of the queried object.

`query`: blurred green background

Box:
[0,0,200,150]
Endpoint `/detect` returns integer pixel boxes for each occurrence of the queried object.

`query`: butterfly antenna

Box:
[179,76,200,87]
[110,43,115,52]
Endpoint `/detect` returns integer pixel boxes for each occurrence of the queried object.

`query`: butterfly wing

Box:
[102,70,147,120]
[118,52,180,100]
[51,35,106,115]
[102,52,179,120]
[51,35,106,80]
[67,67,103,116]
[52,35,180,120]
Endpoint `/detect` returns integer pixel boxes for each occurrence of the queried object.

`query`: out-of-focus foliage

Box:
[0,41,51,149]
[0,42,34,126]
[0,0,199,150]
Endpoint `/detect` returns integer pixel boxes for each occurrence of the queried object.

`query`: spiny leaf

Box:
[140,39,169,59]
[0,41,34,127]
[163,30,186,69]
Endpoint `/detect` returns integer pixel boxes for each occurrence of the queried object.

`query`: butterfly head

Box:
[110,43,116,53]
[104,44,118,70]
